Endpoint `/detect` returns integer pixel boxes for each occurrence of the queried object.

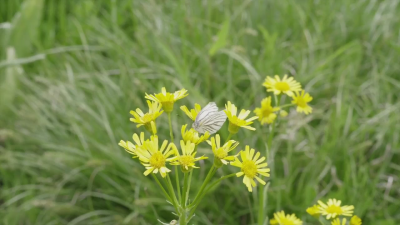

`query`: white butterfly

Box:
[192,102,227,134]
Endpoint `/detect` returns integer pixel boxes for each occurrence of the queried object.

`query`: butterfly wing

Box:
[199,110,227,134]
[193,102,227,134]
[194,102,218,123]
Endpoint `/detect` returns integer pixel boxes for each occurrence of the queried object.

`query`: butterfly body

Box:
[192,102,227,134]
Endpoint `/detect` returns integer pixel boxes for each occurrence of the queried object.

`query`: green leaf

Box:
[6,0,44,57]
[208,17,230,56]
[0,47,23,113]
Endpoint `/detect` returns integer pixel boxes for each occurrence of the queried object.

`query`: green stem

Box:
[175,166,181,203]
[167,112,174,142]
[278,103,294,108]
[267,95,280,151]
[204,173,236,193]
[166,174,179,209]
[186,170,193,205]
[189,165,216,208]
[178,171,192,225]
[267,123,275,153]
[258,185,264,225]
[225,132,233,143]
[167,112,181,203]
[189,173,236,218]
[181,172,189,206]
[152,174,174,209]
[258,96,280,225]
[179,212,187,225]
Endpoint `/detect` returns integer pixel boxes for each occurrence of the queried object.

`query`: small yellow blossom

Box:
[130,101,163,133]
[207,134,239,167]
[306,205,321,218]
[118,140,136,156]
[291,90,313,115]
[253,97,280,125]
[145,87,188,112]
[263,75,302,97]
[135,135,176,178]
[118,132,147,157]
[331,218,346,225]
[224,101,258,134]
[181,124,210,145]
[279,110,288,118]
[331,217,362,225]
[230,146,270,192]
[269,211,303,225]
[170,140,208,172]
[350,215,362,225]
[317,199,354,220]
[180,103,202,121]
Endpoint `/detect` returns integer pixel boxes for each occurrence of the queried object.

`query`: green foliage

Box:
[209,17,230,56]
[1,0,400,224]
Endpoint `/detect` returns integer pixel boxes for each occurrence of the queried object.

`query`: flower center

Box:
[149,151,166,169]
[179,155,194,168]
[295,98,307,107]
[262,107,273,117]
[215,148,227,159]
[275,81,290,91]
[241,160,257,178]
[326,205,343,214]
[142,113,154,123]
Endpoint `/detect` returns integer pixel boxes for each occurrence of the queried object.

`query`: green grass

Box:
[1,0,400,224]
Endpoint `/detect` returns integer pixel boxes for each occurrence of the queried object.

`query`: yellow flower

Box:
[180,103,202,121]
[263,75,302,96]
[230,146,270,192]
[269,211,303,225]
[270,219,278,225]
[317,199,354,220]
[291,90,313,115]
[181,124,210,145]
[331,218,346,225]
[135,135,176,178]
[145,87,188,112]
[306,205,321,218]
[350,215,362,225]
[118,140,136,156]
[207,134,239,167]
[118,132,147,157]
[279,110,288,118]
[130,101,163,132]
[224,101,258,134]
[170,140,208,172]
[331,216,362,225]
[253,97,280,125]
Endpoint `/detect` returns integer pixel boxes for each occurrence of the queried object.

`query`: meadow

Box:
[1,0,400,224]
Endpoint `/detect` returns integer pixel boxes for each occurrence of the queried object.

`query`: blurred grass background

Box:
[1,0,400,224]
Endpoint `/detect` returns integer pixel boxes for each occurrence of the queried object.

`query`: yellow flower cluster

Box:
[119,86,270,193]
[306,198,362,225]
[254,75,313,125]
[117,81,364,225]
[125,87,206,174]
[269,198,362,225]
